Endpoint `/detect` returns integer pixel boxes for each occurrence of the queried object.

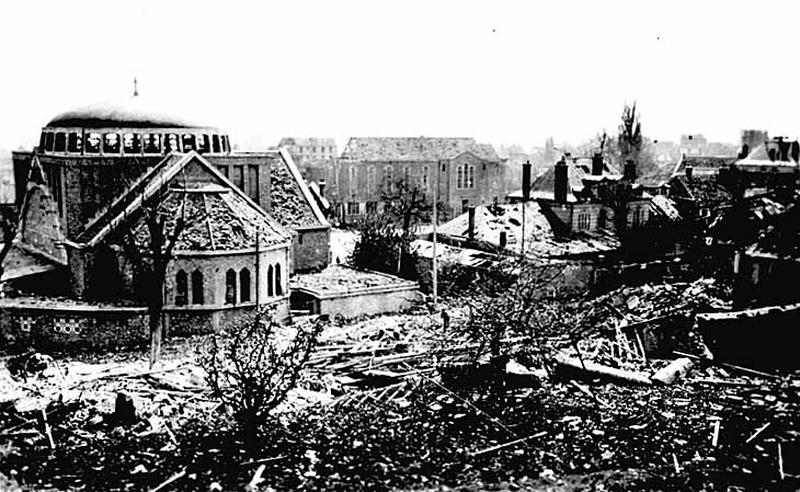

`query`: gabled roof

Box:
[669,174,733,210]
[736,142,799,168]
[532,157,618,202]
[72,151,292,251]
[673,155,738,176]
[271,149,330,229]
[340,137,499,162]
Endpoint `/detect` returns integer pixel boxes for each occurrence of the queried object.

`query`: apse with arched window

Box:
[191,269,204,304]
[240,268,251,303]
[175,270,188,306]
[225,269,237,305]
[275,264,283,296]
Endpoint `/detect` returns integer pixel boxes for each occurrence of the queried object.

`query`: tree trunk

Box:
[148,306,162,369]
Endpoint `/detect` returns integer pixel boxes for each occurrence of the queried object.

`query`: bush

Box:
[350,214,417,278]
[198,309,324,440]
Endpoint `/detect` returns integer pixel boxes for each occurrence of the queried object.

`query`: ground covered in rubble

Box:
[2,280,800,491]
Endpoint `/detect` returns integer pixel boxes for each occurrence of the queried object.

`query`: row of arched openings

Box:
[175,264,283,307]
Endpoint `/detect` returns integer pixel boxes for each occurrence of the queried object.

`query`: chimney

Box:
[318,179,326,197]
[522,160,531,201]
[499,230,507,248]
[624,159,637,182]
[685,165,693,180]
[467,206,476,241]
[591,152,603,176]
[554,156,568,203]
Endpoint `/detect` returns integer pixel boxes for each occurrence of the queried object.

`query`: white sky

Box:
[1,0,799,154]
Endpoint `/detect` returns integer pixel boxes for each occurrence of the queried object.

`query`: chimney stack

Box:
[685,165,693,180]
[319,179,327,197]
[591,152,603,176]
[624,159,637,182]
[467,206,476,241]
[522,160,531,201]
[499,230,507,248]
[554,156,568,203]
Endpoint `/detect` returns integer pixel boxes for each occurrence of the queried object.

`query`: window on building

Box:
[143,133,161,154]
[367,166,376,191]
[422,166,429,191]
[67,133,82,153]
[632,208,641,226]
[349,166,357,195]
[597,208,607,229]
[123,133,141,154]
[198,134,210,153]
[347,202,360,215]
[267,265,274,296]
[462,199,469,213]
[248,165,259,201]
[403,166,410,185]
[233,166,244,190]
[212,134,221,153]
[164,133,180,153]
[225,269,237,305]
[457,165,464,189]
[577,212,590,231]
[54,133,66,152]
[39,132,47,150]
[85,133,101,153]
[275,264,283,296]
[222,135,230,152]
[175,270,188,306]
[182,134,196,152]
[240,268,251,302]
[191,269,204,304]
[103,133,120,154]
[384,165,394,193]
[366,201,377,214]
[44,132,55,152]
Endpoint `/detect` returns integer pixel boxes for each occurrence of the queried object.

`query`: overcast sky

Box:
[1,0,798,154]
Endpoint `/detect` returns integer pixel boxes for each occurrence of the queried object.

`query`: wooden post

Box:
[432,160,439,309]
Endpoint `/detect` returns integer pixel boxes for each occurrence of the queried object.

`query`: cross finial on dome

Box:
[133,77,139,97]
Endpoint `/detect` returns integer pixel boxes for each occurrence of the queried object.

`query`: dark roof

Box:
[748,203,800,260]
[47,97,209,129]
[674,155,738,175]
[670,174,733,210]
[340,137,499,162]
[74,152,291,251]
[638,162,677,188]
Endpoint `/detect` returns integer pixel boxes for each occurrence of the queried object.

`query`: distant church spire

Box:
[133,77,139,97]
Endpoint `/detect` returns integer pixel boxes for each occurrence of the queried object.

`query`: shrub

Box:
[350,214,417,278]
[198,309,324,440]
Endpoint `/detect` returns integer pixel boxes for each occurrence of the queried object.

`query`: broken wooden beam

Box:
[553,353,652,386]
[651,358,694,385]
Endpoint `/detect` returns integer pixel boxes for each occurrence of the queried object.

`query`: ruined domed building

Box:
[1,96,329,349]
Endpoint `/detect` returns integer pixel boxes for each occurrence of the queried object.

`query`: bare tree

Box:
[382,178,433,235]
[120,185,199,368]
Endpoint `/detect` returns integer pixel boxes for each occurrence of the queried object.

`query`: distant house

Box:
[277,137,338,187]
[734,202,800,308]
[336,137,507,222]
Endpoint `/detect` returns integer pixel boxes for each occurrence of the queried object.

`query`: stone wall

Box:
[293,227,330,272]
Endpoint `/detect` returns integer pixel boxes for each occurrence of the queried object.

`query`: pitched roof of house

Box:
[670,174,733,210]
[736,142,799,168]
[72,152,292,251]
[269,149,330,228]
[673,155,738,176]
[340,137,499,162]
[531,157,619,202]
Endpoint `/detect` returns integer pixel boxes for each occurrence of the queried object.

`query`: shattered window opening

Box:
[191,269,204,304]
[240,268,251,303]
[225,269,237,305]
[175,270,188,306]
[103,133,121,154]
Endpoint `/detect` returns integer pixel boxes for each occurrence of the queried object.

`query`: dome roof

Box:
[46,96,210,129]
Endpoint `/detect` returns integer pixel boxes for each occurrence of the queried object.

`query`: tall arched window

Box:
[384,165,394,193]
[349,166,357,195]
[457,165,464,188]
[191,269,204,304]
[175,270,188,306]
[275,263,283,296]
[240,268,251,303]
[267,265,274,297]
[225,269,237,305]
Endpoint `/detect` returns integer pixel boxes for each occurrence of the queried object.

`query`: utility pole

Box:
[432,160,439,309]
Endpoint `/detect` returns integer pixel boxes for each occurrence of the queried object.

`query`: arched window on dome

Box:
[222,136,230,153]
[85,133,101,154]
[103,133,120,154]
[212,135,221,153]
[39,132,47,150]
[54,133,66,152]
[123,133,141,154]
[67,133,82,153]
[164,133,180,153]
[143,133,161,154]
[175,270,188,306]
[225,269,237,305]
[44,132,54,152]
[240,268,251,303]
[198,134,210,154]
[182,134,196,152]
